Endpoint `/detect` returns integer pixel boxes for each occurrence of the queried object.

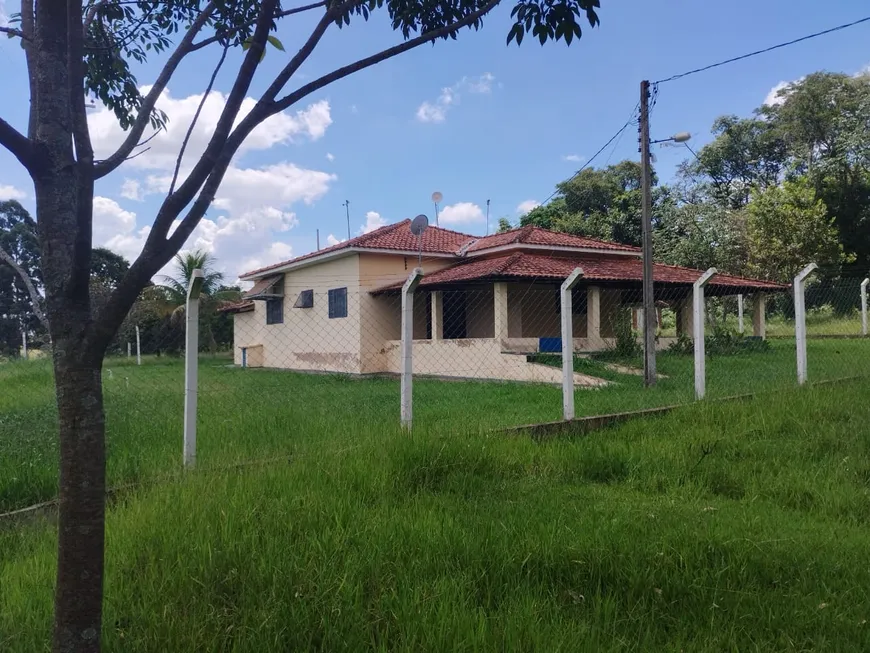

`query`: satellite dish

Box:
[410,214,429,236]
[431,191,443,204]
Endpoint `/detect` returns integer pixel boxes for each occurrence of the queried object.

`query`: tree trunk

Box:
[52,348,106,653]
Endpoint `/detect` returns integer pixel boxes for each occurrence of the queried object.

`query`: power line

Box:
[655,15,870,84]
[539,103,639,206]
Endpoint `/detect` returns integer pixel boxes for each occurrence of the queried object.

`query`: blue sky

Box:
[1,0,869,281]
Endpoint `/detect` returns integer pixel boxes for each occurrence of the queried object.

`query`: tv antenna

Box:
[431,191,442,227]
[410,214,429,267]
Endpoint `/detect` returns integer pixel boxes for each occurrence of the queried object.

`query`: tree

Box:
[682,115,787,209]
[0,1,606,649]
[0,199,46,355]
[155,250,239,352]
[761,72,870,273]
[523,161,665,246]
[744,179,848,282]
[654,199,748,275]
[90,248,130,288]
[497,216,515,233]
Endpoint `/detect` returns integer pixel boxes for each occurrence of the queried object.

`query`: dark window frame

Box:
[328,287,348,319]
[293,289,314,309]
[266,298,284,325]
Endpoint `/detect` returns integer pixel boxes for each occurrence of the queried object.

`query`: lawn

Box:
[3,378,870,650]
[2,337,869,515]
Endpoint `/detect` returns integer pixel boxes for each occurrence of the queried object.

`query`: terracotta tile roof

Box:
[240,220,644,279]
[373,253,786,293]
[464,225,640,254]
[240,220,470,278]
[218,300,255,314]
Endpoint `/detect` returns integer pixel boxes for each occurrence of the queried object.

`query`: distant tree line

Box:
[0,200,238,359]
[523,71,870,288]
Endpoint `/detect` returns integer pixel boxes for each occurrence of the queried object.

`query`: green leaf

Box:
[266,35,285,51]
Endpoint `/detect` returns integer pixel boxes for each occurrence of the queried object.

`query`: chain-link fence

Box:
[4,266,869,513]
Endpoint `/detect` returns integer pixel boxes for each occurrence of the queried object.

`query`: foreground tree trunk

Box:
[52,350,106,653]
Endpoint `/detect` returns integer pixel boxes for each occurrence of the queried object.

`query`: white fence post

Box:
[135,325,141,365]
[861,278,869,337]
[693,268,717,400]
[737,293,744,334]
[184,269,205,468]
[794,263,818,386]
[400,268,423,430]
[21,330,27,360]
[127,342,131,358]
[560,268,584,420]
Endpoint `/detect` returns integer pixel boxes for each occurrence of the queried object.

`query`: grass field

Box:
[1,337,869,515]
[3,374,870,650]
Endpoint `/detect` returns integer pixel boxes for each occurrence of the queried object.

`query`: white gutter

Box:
[240,246,457,281]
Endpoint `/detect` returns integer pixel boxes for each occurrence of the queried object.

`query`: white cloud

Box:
[415,73,496,123]
[326,234,343,246]
[326,152,335,162]
[84,88,337,281]
[119,179,142,201]
[438,202,484,225]
[0,184,26,201]
[516,200,540,215]
[763,81,791,107]
[0,1,8,26]
[562,154,584,163]
[350,104,358,114]
[360,211,386,234]
[88,89,331,171]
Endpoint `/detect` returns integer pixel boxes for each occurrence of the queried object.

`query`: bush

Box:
[609,308,642,358]
[667,327,771,357]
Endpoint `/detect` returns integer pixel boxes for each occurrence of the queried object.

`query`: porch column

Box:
[587,286,601,348]
[752,293,766,339]
[494,282,508,340]
[676,296,693,337]
[430,291,443,341]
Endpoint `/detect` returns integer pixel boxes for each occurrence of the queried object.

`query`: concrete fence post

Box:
[135,325,141,366]
[794,263,818,386]
[560,268,584,420]
[400,268,423,430]
[861,278,869,337]
[184,269,205,468]
[127,342,131,358]
[693,268,717,400]
[737,294,744,334]
[21,330,27,360]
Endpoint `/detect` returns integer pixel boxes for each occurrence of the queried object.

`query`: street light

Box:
[651,131,692,145]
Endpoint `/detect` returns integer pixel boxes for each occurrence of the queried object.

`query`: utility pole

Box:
[639,79,657,387]
[343,200,350,239]
[486,199,491,235]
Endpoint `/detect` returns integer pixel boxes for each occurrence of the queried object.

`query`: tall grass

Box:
[2,338,869,514]
[3,382,870,650]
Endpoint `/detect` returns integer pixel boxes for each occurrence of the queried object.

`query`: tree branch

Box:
[189,1,327,52]
[92,2,216,179]
[169,45,229,195]
[83,0,108,35]
[0,244,49,332]
[0,26,27,40]
[168,0,502,254]
[145,0,278,244]
[270,0,501,114]
[0,117,38,171]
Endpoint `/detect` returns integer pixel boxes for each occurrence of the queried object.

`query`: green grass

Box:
[4,381,870,650]
[2,338,869,514]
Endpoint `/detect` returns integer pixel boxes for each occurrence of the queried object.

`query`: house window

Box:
[293,289,314,308]
[328,287,348,319]
[266,298,284,324]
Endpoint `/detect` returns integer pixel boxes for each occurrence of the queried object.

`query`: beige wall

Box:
[234,254,364,373]
[383,338,606,386]
[357,252,454,373]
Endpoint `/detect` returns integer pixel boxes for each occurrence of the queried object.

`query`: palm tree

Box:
[154,250,240,353]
